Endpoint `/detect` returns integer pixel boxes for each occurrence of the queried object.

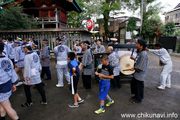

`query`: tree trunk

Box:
[103,10,110,39]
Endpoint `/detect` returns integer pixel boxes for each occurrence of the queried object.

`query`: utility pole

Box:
[140,0,143,34]
[140,0,147,35]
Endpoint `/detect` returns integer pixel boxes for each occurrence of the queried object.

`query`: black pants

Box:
[82,73,91,89]
[41,66,51,79]
[24,83,46,103]
[111,75,121,90]
[131,77,144,100]
[10,59,15,68]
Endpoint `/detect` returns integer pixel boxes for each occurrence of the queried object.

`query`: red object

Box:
[86,20,93,30]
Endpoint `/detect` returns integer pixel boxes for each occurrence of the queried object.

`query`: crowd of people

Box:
[0,36,173,119]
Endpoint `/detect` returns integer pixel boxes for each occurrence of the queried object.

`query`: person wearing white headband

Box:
[21,42,47,107]
[32,43,41,60]
[53,38,71,87]
[81,41,93,89]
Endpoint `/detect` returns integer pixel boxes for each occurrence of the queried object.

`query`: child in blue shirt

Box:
[68,52,84,108]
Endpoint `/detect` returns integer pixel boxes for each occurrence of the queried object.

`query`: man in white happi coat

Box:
[54,38,71,87]
[147,43,173,90]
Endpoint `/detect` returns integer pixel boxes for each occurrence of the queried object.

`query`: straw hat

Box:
[119,54,135,75]
[110,38,118,41]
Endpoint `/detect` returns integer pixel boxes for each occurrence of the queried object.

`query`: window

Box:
[176,13,180,18]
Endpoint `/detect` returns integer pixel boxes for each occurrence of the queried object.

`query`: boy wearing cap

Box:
[81,41,93,89]
[21,42,47,107]
[95,54,114,114]
[0,42,20,120]
[53,38,71,87]
[67,52,84,108]
[14,40,25,86]
[41,39,51,80]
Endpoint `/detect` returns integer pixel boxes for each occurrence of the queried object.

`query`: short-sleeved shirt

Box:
[134,50,149,81]
[100,64,113,81]
[68,60,80,77]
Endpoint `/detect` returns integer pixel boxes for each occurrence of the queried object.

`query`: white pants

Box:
[160,62,173,87]
[57,67,70,86]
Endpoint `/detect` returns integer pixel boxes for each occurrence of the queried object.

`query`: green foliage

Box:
[127,17,136,32]
[173,28,180,37]
[67,0,92,28]
[140,2,163,42]
[0,3,36,30]
[127,17,136,40]
[141,15,162,42]
[162,22,175,36]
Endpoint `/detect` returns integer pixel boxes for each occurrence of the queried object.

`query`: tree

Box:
[162,22,175,36]
[140,2,164,43]
[127,17,136,40]
[141,15,162,43]
[0,3,36,30]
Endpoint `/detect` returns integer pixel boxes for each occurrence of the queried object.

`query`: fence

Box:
[0,28,92,51]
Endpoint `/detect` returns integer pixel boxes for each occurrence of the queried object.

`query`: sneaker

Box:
[78,99,84,104]
[94,108,105,114]
[40,101,47,105]
[166,85,171,89]
[68,103,79,108]
[106,100,114,107]
[56,84,64,87]
[157,86,165,90]
[16,82,23,87]
[21,102,33,107]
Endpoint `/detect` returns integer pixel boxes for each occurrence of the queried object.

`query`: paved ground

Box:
[6,55,180,120]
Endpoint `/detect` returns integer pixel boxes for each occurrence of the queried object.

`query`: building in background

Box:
[99,16,140,43]
[0,0,82,28]
[165,3,180,27]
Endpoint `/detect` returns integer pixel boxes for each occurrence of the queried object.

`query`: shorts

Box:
[70,76,79,95]
[99,80,110,100]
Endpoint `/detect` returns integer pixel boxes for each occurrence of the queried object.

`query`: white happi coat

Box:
[15,46,25,68]
[54,45,71,68]
[0,56,18,102]
[108,52,120,76]
[95,45,106,53]
[24,51,42,85]
[82,48,92,75]
[149,48,172,87]
[7,42,15,59]
[42,46,50,67]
